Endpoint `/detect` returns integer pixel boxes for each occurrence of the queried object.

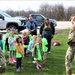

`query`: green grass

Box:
[1,29,75,75]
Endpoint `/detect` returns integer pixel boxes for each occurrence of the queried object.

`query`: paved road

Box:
[55,21,72,30]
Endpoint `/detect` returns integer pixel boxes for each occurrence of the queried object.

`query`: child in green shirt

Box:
[4,28,10,52]
[0,33,5,53]
[34,35,42,70]
[14,29,19,39]
[42,36,48,60]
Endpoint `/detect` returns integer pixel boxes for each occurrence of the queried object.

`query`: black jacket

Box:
[40,22,55,35]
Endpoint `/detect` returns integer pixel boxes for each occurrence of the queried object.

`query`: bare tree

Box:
[4,3,75,21]
[6,10,16,17]
[67,6,75,20]
[38,3,52,18]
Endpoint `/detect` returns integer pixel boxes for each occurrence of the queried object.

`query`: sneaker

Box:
[36,65,40,70]
[13,58,16,63]
[16,69,20,72]
[48,51,51,53]
[38,64,42,69]
[32,61,36,63]
[9,58,14,64]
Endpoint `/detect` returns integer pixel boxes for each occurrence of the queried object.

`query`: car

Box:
[29,14,57,27]
[0,11,26,31]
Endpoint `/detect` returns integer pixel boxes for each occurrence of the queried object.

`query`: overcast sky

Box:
[0,0,75,11]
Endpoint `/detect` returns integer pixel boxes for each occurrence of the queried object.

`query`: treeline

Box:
[5,3,75,21]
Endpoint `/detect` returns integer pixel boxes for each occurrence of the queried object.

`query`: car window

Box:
[32,15,36,19]
[36,15,43,20]
[0,14,2,18]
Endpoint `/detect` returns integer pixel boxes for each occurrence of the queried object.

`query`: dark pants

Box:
[24,48,27,56]
[31,30,37,35]
[46,35,52,52]
[16,57,22,69]
[5,38,9,51]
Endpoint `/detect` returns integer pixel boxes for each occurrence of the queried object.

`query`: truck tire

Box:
[9,25,18,31]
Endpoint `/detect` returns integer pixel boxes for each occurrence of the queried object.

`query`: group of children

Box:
[0,27,49,72]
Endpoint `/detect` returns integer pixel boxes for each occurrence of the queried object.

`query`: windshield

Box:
[1,12,11,18]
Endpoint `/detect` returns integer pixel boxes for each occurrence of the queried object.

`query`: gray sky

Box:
[0,0,75,11]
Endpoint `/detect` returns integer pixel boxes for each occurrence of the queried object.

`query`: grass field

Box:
[1,29,75,75]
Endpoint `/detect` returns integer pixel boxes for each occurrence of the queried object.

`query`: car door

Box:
[0,14,5,29]
[35,15,45,26]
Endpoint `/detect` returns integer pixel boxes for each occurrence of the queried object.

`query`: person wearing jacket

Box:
[65,16,75,75]
[26,16,38,35]
[40,18,55,53]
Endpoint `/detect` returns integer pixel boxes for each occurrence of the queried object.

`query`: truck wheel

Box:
[9,25,18,31]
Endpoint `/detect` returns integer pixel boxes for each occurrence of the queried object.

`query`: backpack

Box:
[52,41,60,46]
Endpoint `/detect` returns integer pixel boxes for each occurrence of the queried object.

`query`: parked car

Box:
[29,14,57,27]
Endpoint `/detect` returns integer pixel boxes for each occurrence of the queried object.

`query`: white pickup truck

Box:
[0,11,26,31]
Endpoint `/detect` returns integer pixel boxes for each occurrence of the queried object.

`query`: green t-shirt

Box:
[29,34,32,41]
[5,33,10,39]
[23,45,28,48]
[16,53,22,58]
[14,34,18,39]
[2,40,5,53]
[34,44,42,61]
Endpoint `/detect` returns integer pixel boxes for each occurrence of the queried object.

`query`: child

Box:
[8,30,16,64]
[42,34,48,60]
[27,35,37,63]
[28,30,32,41]
[16,36,24,72]
[4,28,10,52]
[34,35,42,70]
[0,33,5,53]
[22,30,29,57]
[14,29,19,38]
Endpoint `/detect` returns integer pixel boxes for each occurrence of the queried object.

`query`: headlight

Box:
[20,20,26,26]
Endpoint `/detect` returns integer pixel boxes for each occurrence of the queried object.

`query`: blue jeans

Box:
[16,57,22,69]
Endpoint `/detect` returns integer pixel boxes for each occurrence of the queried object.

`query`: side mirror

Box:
[0,15,4,20]
[42,18,44,20]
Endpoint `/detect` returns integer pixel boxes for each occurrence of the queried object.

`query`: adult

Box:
[65,16,75,75]
[40,18,55,53]
[26,16,38,35]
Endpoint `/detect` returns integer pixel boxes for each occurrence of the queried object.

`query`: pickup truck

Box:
[29,14,57,27]
[0,11,26,31]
